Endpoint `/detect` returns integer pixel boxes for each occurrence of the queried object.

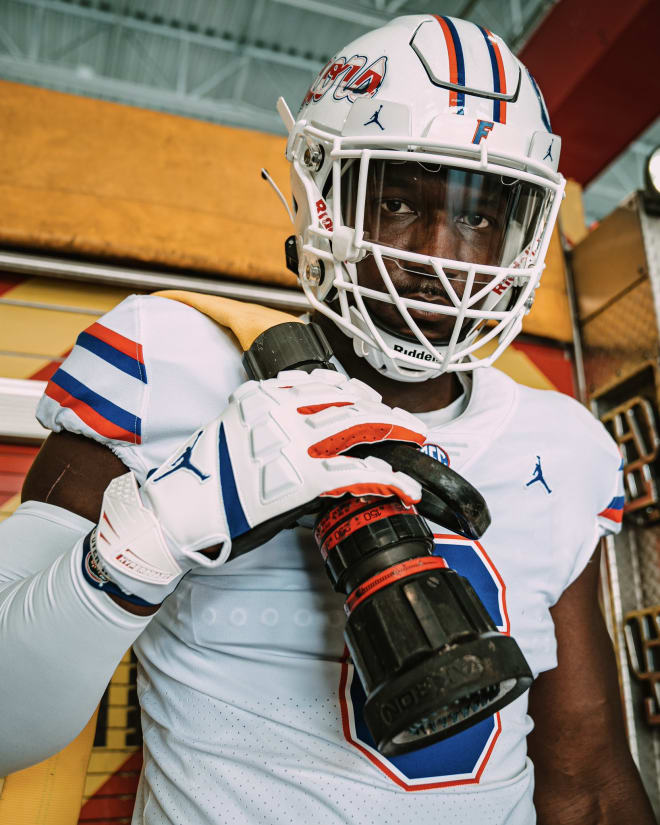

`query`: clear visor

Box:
[342,159,548,271]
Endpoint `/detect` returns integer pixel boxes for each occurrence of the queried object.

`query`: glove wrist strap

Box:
[81,530,161,608]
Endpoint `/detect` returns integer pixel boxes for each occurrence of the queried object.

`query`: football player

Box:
[0,14,654,825]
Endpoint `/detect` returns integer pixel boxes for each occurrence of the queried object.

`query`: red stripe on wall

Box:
[78,751,142,824]
[511,339,575,397]
[28,348,72,382]
[0,444,39,508]
[0,275,25,297]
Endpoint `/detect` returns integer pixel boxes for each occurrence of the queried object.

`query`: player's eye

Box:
[456,213,492,230]
[380,199,414,215]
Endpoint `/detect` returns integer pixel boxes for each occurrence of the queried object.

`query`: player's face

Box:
[343,160,543,342]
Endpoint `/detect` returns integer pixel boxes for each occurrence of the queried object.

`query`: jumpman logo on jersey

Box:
[526,455,552,494]
[543,140,554,162]
[364,105,384,130]
[152,431,210,483]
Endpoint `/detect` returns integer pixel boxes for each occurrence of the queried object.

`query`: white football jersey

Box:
[37,295,624,825]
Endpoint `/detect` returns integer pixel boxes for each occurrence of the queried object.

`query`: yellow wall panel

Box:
[0,493,20,522]
[476,338,557,391]
[0,304,98,358]
[4,278,135,313]
[0,80,294,286]
[522,225,572,342]
[0,355,54,379]
[0,711,97,825]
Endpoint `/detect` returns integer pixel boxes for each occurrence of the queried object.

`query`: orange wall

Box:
[0,80,294,286]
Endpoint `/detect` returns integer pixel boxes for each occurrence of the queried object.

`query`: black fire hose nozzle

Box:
[243,321,532,756]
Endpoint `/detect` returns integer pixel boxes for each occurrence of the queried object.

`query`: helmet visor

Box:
[343,159,548,269]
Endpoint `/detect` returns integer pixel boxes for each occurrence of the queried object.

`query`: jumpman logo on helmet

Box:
[543,140,554,162]
[364,104,385,131]
[152,430,210,483]
[525,456,551,494]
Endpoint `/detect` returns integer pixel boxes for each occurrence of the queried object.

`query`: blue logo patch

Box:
[152,430,210,483]
[472,119,494,144]
[422,442,450,467]
[363,104,384,130]
[526,455,551,494]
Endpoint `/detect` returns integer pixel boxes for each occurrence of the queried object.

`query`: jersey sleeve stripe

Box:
[599,508,623,524]
[598,496,625,524]
[76,324,147,384]
[45,368,142,443]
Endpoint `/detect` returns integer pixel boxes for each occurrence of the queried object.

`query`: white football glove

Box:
[82,369,426,605]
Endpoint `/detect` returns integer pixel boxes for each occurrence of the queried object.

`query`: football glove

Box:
[82,369,426,605]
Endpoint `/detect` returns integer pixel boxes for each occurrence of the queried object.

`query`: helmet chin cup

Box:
[349,307,448,383]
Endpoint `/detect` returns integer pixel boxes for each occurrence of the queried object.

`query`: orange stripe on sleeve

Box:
[85,322,145,364]
[44,381,140,443]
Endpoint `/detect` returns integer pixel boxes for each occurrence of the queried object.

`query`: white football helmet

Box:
[280,14,565,382]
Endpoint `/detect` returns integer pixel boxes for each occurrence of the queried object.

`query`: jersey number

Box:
[338,534,510,790]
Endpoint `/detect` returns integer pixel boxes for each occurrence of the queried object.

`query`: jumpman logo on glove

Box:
[152,430,210,483]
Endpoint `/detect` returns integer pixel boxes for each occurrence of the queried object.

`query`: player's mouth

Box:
[403,292,453,320]
[366,291,455,341]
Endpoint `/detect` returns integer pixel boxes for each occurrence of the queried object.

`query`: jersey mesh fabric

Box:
[36,295,623,825]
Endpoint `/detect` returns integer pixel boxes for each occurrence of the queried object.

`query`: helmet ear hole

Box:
[284,235,299,275]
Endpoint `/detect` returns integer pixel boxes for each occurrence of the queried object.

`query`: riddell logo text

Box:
[316,199,333,231]
[115,551,171,582]
[492,276,514,296]
[394,344,434,361]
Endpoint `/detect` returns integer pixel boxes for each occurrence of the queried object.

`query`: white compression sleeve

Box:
[0,501,153,774]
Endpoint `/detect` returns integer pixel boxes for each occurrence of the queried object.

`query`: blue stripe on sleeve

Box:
[50,368,141,438]
[606,496,625,511]
[76,331,148,383]
[218,423,250,538]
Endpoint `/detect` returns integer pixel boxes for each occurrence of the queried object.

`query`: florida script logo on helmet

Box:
[302,54,387,106]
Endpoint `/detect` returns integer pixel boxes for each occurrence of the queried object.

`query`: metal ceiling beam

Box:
[519,0,660,184]
[269,0,387,28]
[12,0,323,73]
[0,250,310,313]
[190,54,247,98]
[233,0,267,104]
[0,26,22,58]
[0,55,285,132]
[45,21,105,62]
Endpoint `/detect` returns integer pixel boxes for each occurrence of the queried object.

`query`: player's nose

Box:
[414,215,462,262]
